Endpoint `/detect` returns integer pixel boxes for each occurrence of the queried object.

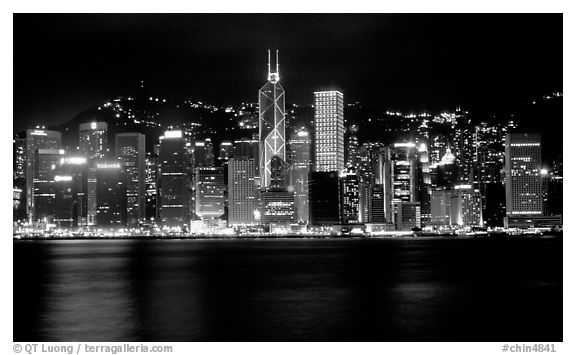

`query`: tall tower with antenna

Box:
[259,50,286,188]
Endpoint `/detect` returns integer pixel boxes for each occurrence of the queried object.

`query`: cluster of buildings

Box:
[13,52,562,236]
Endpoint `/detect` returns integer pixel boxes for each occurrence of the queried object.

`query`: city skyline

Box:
[12,12,564,345]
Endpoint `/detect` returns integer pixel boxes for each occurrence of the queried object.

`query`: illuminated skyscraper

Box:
[219,141,233,163]
[288,128,311,224]
[195,167,225,221]
[228,158,257,226]
[391,143,418,225]
[79,122,108,160]
[25,128,62,221]
[95,162,126,227]
[314,90,344,172]
[193,138,215,167]
[159,130,190,228]
[80,122,108,225]
[116,133,146,226]
[340,167,360,223]
[504,133,543,220]
[396,202,422,231]
[450,185,483,227]
[33,148,65,222]
[259,50,286,188]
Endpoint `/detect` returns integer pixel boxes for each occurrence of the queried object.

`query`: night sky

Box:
[14,14,562,131]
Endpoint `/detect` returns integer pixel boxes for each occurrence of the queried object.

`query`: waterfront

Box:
[14,237,562,341]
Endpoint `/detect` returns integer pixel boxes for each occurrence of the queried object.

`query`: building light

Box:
[164,130,183,139]
[394,142,416,148]
[454,184,473,190]
[96,163,120,169]
[55,175,73,182]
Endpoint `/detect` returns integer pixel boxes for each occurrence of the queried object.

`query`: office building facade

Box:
[314,90,344,172]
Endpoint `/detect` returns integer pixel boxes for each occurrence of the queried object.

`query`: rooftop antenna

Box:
[267,49,271,79]
[267,49,280,83]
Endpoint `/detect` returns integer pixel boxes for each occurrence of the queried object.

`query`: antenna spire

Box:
[267,49,271,77]
[266,49,280,83]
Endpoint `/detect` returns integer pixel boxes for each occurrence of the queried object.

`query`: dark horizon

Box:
[14,13,562,131]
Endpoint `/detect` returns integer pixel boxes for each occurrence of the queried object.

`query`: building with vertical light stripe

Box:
[259,50,286,188]
[116,133,146,226]
[314,90,344,172]
[159,130,190,229]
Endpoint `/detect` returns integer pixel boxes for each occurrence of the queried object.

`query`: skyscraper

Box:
[396,202,422,231]
[195,167,225,221]
[159,130,190,229]
[193,138,215,167]
[314,90,344,172]
[259,50,286,188]
[288,128,311,224]
[391,143,418,225]
[261,188,295,228]
[80,122,108,225]
[228,158,257,226]
[340,167,360,224]
[116,133,146,226]
[95,162,126,227]
[33,148,65,222]
[309,171,340,226]
[25,129,62,221]
[79,122,108,160]
[450,184,483,227]
[504,133,543,221]
[58,155,88,227]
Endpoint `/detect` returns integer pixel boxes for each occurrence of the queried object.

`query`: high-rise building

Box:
[370,184,386,223]
[195,167,225,221]
[396,202,422,231]
[431,189,453,225]
[309,171,340,226]
[52,174,74,227]
[340,167,360,224]
[450,185,483,227]
[145,153,160,223]
[314,90,344,172]
[79,122,108,225]
[432,147,459,188]
[430,185,483,227]
[13,136,26,181]
[259,50,286,188]
[116,133,146,226]
[33,148,65,222]
[95,162,126,227]
[504,133,543,224]
[159,130,190,229]
[219,141,233,163]
[346,124,360,168]
[233,138,259,160]
[193,138,215,167]
[79,122,108,160]
[417,143,432,224]
[261,187,295,227]
[288,128,311,224]
[228,158,258,226]
[25,128,61,221]
[391,143,418,224]
[58,156,89,227]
